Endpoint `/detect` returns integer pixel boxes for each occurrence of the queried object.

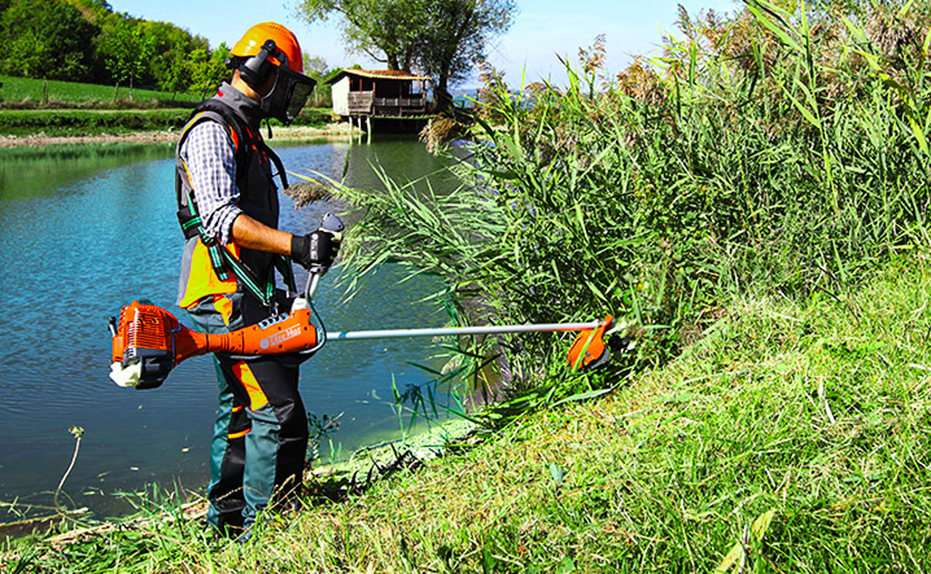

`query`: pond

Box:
[0,136,458,522]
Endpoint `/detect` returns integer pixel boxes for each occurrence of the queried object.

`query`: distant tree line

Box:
[0,0,228,99]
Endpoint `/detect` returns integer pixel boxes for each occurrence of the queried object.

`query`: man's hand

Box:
[291,230,340,273]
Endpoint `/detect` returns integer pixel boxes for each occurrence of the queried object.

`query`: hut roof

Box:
[327,69,431,84]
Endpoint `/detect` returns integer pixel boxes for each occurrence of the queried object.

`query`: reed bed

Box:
[337,0,931,408]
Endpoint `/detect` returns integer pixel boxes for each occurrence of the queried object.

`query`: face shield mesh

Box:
[261,66,317,125]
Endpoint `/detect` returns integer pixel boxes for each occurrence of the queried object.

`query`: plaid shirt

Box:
[179,121,242,245]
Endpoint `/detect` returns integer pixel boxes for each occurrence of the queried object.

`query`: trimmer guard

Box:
[567,315,614,370]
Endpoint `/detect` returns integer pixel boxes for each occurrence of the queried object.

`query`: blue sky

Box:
[112,0,738,88]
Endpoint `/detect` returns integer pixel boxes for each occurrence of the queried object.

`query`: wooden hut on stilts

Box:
[328,69,432,135]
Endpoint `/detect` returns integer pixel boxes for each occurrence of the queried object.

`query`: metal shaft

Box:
[326,321,605,341]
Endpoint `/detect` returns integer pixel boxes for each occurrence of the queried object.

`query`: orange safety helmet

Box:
[228,22,316,125]
[231,22,304,74]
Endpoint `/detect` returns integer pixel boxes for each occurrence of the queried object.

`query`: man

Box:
[174,22,337,537]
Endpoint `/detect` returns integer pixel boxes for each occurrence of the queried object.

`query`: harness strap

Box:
[256,138,289,190]
[181,192,292,305]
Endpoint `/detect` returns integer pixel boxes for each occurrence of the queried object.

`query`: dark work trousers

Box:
[188,292,309,535]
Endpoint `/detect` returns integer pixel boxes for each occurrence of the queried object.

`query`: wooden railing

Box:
[348,92,374,114]
[347,92,427,116]
[374,96,425,108]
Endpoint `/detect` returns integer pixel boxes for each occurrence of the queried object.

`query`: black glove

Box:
[291,230,340,273]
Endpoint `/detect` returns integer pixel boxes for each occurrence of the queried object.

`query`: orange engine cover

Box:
[111,299,318,389]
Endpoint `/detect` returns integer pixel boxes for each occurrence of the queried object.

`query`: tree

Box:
[299,0,516,111]
[303,54,339,107]
[188,43,230,98]
[416,0,515,112]
[99,17,155,100]
[144,20,211,99]
[158,48,193,102]
[2,0,100,81]
[301,0,429,71]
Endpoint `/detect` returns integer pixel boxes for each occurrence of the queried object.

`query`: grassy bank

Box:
[3,1,929,570]
[0,74,335,136]
[0,74,202,108]
[4,252,929,572]
[0,107,335,137]
[0,108,191,136]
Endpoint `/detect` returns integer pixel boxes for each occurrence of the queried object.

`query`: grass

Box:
[4,252,929,572]
[0,74,202,108]
[0,107,335,137]
[245,253,929,573]
[336,0,931,408]
[0,75,336,136]
[3,1,930,569]
[0,108,192,136]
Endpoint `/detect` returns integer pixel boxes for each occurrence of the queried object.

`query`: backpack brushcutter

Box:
[108,217,614,390]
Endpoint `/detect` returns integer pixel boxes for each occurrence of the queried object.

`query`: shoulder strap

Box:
[182,100,290,191]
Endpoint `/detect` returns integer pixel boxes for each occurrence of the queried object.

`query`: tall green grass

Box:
[336,0,931,408]
[0,74,202,107]
[0,108,191,135]
[0,107,334,136]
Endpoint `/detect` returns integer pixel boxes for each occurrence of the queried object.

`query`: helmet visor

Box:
[262,66,317,124]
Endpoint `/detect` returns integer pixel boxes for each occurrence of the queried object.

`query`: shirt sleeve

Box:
[179,121,242,245]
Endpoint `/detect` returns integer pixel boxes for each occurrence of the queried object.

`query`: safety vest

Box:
[175,85,295,310]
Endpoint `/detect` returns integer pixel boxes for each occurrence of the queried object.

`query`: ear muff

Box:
[239,39,277,86]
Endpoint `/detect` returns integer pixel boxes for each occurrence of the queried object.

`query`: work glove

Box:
[291,230,340,274]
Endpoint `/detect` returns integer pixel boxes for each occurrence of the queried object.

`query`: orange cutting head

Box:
[567,315,613,370]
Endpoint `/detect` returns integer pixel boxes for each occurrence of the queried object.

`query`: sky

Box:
[111,0,739,89]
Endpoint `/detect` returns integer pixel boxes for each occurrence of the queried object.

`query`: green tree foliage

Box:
[142,20,211,98]
[99,17,155,99]
[1,0,99,81]
[303,54,339,106]
[300,0,515,110]
[188,43,230,97]
[67,0,115,24]
[415,0,516,111]
[301,0,429,71]
[0,0,232,98]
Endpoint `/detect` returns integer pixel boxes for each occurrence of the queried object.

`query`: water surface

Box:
[0,137,455,520]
